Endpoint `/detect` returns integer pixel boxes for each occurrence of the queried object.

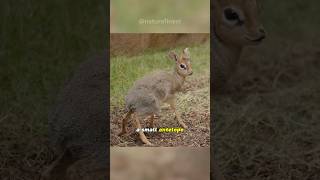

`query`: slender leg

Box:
[148,114,155,128]
[118,111,132,136]
[169,99,188,129]
[133,113,152,145]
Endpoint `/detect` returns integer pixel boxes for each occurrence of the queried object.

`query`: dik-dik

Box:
[118,48,193,145]
[213,0,266,91]
[211,0,266,180]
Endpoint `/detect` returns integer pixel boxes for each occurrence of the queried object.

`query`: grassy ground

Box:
[110,42,210,147]
[0,1,106,179]
[216,1,320,179]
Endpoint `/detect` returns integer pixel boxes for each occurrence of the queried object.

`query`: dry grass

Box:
[215,37,320,179]
[0,114,53,179]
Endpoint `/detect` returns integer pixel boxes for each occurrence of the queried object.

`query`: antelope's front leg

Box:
[168,98,188,129]
[147,114,156,128]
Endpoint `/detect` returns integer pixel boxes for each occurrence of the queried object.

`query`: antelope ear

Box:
[168,51,178,61]
[183,48,190,57]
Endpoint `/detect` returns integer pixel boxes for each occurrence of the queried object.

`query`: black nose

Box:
[189,72,193,75]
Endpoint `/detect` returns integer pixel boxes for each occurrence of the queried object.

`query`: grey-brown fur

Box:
[119,48,193,145]
[212,36,242,90]
[125,70,185,117]
[43,54,108,180]
[212,0,266,91]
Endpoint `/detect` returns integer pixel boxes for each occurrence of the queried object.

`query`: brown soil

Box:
[110,74,210,147]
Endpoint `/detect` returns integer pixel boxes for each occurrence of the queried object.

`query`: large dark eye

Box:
[224,8,239,21]
[180,64,186,69]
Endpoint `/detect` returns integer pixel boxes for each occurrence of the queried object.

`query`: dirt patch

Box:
[110,75,210,147]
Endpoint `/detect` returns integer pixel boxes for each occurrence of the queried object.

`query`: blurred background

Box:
[215,1,320,179]
[110,34,210,147]
[0,1,106,179]
[111,147,210,180]
[110,33,209,56]
[110,0,209,33]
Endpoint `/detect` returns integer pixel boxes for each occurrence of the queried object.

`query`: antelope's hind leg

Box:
[118,111,132,136]
[133,113,152,145]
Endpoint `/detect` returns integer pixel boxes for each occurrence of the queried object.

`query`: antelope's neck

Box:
[212,19,243,63]
[172,68,185,91]
[213,35,242,65]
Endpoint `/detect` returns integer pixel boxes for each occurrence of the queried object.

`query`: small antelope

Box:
[118,48,193,145]
[213,0,266,91]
